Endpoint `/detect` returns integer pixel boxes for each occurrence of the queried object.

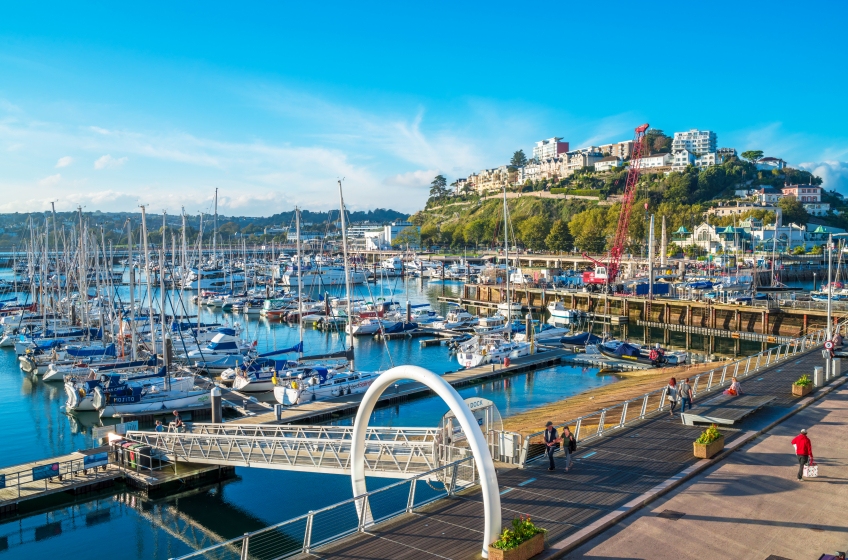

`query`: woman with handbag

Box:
[666,378,678,416]
[560,427,577,472]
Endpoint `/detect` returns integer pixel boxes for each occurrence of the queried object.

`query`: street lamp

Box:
[826,232,848,379]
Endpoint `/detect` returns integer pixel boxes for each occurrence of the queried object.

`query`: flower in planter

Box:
[491,515,546,550]
[793,374,812,387]
[695,424,722,445]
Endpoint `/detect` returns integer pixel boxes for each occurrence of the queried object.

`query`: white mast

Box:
[296,207,304,359]
[127,219,137,360]
[503,186,511,328]
[140,205,155,352]
[338,180,354,370]
[212,188,218,265]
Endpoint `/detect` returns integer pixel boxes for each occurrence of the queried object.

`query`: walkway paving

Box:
[562,382,848,560]
[294,349,842,559]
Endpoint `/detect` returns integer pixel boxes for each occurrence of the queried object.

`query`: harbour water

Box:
[0,275,618,559]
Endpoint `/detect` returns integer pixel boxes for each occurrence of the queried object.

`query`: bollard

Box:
[274,404,282,421]
[834,358,842,377]
[211,387,222,423]
[814,366,823,387]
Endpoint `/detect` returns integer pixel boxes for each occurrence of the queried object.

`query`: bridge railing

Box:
[125,425,442,477]
[169,455,477,560]
[515,323,842,466]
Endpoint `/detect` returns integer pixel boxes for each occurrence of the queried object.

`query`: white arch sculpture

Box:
[350,365,502,558]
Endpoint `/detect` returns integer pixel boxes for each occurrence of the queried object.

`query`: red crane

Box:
[582,122,650,286]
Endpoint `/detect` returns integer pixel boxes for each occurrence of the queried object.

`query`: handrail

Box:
[517,321,845,466]
[170,455,477,560]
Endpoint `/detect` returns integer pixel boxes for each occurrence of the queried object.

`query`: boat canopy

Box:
[66,344,116,358]
[259,342,304,357]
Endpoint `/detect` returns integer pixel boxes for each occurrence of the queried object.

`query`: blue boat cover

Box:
[559,333,602,345]
[66,344,116,358]
[259,342,303,357]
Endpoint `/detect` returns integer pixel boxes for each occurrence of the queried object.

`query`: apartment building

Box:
[532,137,570,160]
[597,141,633,160]
[593,156,622,172]
[566,150,604,175]
[475,166,510,194]
[672,129,717,154]
[755,157,786,171]
[454,178,468,194]
[641,153,673,169]
[782,185,822,202]
[518,160,542,183]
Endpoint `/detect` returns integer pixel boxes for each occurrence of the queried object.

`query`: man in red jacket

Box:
[791,429,814,481]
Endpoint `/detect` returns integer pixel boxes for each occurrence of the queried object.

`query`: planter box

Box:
[693,435,725,459]
[488,533,545,560]
[792,384,812,397]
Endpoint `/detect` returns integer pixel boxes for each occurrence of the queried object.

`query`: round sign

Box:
[825,341,834,349]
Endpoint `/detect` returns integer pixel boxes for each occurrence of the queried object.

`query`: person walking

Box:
[791,429,814,481]
[543,421,559,471]
[561,427,576,472]
[678,377,694,413]
[666,378,678,416]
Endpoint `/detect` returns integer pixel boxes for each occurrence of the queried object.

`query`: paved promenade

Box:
[291,349,843,559]
[563,381,848,560]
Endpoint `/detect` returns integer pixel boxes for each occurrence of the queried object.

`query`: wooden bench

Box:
[680,394,776,426]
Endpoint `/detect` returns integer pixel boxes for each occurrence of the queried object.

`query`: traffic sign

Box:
[825,341,834,350]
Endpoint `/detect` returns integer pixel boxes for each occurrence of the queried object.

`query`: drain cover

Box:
[657,510,685,520]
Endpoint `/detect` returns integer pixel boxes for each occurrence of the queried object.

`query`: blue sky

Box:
[1,1,846,215]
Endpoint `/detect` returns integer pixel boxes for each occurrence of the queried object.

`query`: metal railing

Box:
[516,323,841,466]
[170,456,478,560]
[0,456,113,499]
[125,425,442,477]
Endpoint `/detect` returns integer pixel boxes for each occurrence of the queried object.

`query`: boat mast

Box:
[296,207,304,359]
[503,186,511,330]
[140,205,155,352]
[159,247,170,389]
[181,208,187,281]
[127,218,137,360]
[338,180,354,370]
[212,188,218,265]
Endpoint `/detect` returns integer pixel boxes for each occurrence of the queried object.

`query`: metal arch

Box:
[350,365,501,559]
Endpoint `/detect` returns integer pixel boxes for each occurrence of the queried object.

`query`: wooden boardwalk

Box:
[286,349,834,559]
[231,349,568,425]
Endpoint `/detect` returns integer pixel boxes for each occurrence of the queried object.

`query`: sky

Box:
[1,1,847,216]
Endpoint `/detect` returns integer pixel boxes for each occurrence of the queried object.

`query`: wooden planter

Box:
[488,533,546,560]
[792,384,812,397]
[693,435,725,459]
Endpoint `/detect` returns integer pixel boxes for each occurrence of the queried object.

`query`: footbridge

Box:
[124,423,472,479]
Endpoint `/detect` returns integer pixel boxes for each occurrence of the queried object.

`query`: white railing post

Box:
[406,479,417,513]
[691,375,700,396]
[745,357,751,374]
[766,348,773,366]
[303,512,314,554]
[240,533,250,560]
[574,419,582,442]
[597,410,607,436]
[707,370,714,390]
[357,496,370,532]
[448,463,459,496]
[659,387,668,410]
[619,402,628,428]
[639,394,649,419]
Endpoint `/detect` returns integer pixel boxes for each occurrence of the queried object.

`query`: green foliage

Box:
[695,424,723,445]
[391,226,420,248]
[545,220,574,252]
[518,215,551,251]
[428,175,449,202]
[777,196,809,225]
[645,129,672,153]
[666,242,683,257]
[491,515,546,551]
[810,244,823,255]
[569,207,608,253]
[794,374,813,388]
[741,150,764,162]
[792,245,806,255]
[510,150,528,169]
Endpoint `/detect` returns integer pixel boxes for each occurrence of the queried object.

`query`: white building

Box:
[803,203,831,217]
[755,157,786,171]
[755,188,783,205]
[597,141,633,160]
[671,149,695,171]
[532,137,569,160]
[641,153,673,169]
[519,160,542,183]
[383,220,419,247]
[566,150,604,174]
[672,129,717,154]
[287,231,322,242]
[454,178,468,194]
[593,156,622,172]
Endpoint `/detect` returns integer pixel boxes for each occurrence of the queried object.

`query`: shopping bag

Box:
[803,461,818,478]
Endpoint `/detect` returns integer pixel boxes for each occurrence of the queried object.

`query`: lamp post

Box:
[826,232,848,379]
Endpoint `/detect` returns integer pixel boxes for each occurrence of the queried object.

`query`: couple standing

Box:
[544,421,577,472]
[667,377,694,416]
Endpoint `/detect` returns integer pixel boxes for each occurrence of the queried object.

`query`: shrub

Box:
[794,374,812,387]
[491,515,546,550]
[695,424,722,445]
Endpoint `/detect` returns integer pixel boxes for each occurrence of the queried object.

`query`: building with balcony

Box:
[672,129,717,154]
[566,150,604,175]
[755,157,786,171]
[782,185,822,202]
[474,166,510,194]
[532,137,569,161]
[641,153,673,169]
[597,141,633,160]
[593,156,622,172]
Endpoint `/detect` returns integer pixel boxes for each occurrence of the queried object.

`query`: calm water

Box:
[0,275,616,559]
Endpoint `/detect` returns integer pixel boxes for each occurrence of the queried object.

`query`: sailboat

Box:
[456,186,532,368]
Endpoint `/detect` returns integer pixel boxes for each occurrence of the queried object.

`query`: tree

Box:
[645,129,672,153]
[510,150,528,169]
[461,182,474,197]
[545,219,574,252]
[518,215,551,251]
[741,150,764,162]
[792,245,806,255]
[429,175,448,201]
[391,226,421,248]
[777,196,809,225]
[810,244,823,255]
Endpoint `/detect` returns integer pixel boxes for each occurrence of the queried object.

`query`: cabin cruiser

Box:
[280,266,367,286]
[182,268,247,290]
[64,368,194,413]
[547,301,585,322]
[432,307,477,330]
[94,381,208,417]
[455,335,533,368]
[474,314,511,335]
[597,341,687,367]
[273,367,379,405]
[20,342,117,375]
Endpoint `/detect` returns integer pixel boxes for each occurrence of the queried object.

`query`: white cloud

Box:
[384,169,439,189]
[39,173,61,186]
[94,154,128,169]
[56,156,73,167]
[798,161,848,195]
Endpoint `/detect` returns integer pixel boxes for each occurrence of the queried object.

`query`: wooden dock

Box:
[231,349,569,425]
